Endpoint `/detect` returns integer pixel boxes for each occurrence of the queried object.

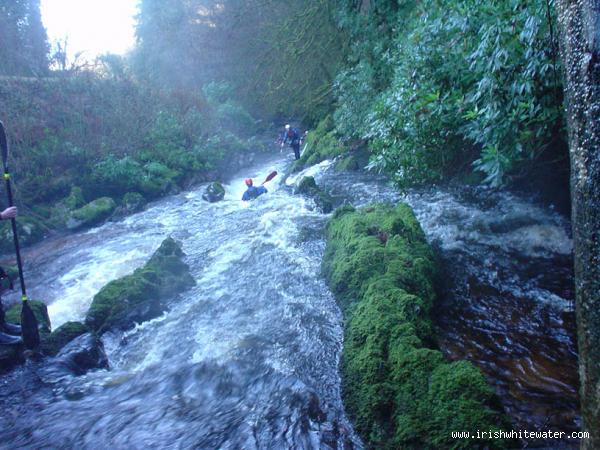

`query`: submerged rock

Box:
[0,216,47,254]
[42,333,108,379]
[322,203,510,449]
[0,342,23,373]
[202,182,226,203]
[85,237,195,333]
[67,197,117,230]
[294,176,333,214]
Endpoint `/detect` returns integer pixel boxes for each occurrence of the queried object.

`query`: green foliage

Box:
[323,204,509,448]
[293,116,344,172]
[64,186,86,210]
[134,0,346,122]
[334,0,565,187]
[203,81,234,105]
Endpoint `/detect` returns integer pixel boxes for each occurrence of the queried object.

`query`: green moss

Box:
[68,197,116,229]
[85,237,195,333]
[334,155,360,171]
[64,186,86,210]
[202,182,226,203]
[294,176,334,213]
[292,115,345,172]
[122,192,146,213]
[323,204,509,449]
[42,321,89,356]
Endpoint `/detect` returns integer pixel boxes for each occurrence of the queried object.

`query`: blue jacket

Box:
[242,185,267,201]
[283,128,301,146]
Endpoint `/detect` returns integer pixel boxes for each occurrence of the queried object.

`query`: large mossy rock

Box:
[202,182,226,203]
[85,237,195,333]
[42,321,89,356]
[0,216,47,254]
[323,204,510,449]
[112,192,147,220]
[294,176,333,214]
[67,197,116,230]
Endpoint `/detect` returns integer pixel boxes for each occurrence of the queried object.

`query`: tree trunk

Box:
[556,0,600,447]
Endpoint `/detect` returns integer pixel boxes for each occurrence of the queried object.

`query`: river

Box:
[0,153,578,449]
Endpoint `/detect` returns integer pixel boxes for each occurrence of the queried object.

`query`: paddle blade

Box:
[263,171,278,185]
[21,300,40,350]
[0,121,8,168]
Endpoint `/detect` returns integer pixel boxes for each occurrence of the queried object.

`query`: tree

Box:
[0,0,49,76]
[556,0,600,446]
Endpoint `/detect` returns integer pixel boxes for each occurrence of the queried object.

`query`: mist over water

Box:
[1,154,578,448]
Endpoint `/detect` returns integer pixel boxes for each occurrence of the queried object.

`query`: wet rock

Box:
[67,197,117,230]
[488,213,540,233]
[0,216,47,253]
[85,237,195,333]
[202,182,226,203]
[333,147,369,172]
[43,333,108,378]
[0,342,24,373]
[294,176,333,214]
[111,192,147,220]
[42,321,89,356]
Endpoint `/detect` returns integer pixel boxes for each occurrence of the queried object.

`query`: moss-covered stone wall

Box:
[323,204,509,449]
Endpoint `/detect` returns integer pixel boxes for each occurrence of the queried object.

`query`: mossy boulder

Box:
[122,192,146,213]
[42,321,89,356]
[294,176,334,214]
[323,204,509,449]
[202,182,226,203]
[0,215,47,254]
[67,197,117,230]
[112,192,147,220]
[85,237,195,333]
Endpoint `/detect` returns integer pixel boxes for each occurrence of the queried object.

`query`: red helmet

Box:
[244,178,253,186]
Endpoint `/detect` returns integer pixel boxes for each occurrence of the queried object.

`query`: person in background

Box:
[242,178,267,201]
[280,124,302,160]
[0,206,23,345]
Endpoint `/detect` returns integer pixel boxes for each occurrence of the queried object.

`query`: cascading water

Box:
[0,154,578,448]
[0,156,360,450]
